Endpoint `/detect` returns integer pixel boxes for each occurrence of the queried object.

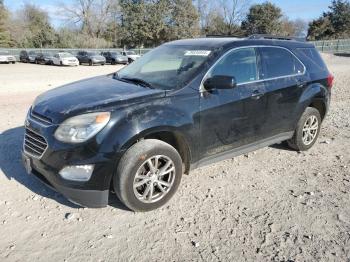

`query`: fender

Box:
[294,82,330,126]
[98,89,200,162]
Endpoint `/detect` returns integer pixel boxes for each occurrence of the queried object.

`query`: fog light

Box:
[59,165,94,181]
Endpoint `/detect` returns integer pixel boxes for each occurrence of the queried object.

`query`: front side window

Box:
[259,47,304,79]
[207,48,258,84]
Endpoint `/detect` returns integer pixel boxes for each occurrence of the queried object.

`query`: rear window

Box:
[259,47,304,79]
[296,48,328,73]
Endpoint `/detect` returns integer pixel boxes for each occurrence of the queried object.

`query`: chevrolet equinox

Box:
[22,35,333,211]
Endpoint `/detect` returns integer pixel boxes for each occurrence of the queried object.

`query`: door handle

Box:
[251,89,263,100]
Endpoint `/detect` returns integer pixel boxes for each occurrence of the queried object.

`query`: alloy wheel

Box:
[302,115,319,145]
[133,155,176,204]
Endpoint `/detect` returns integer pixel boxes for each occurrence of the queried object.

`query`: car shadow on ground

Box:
[0,126,129,211]
[269,141,295,151]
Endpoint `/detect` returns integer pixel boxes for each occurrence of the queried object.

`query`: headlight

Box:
[54,112,110,143]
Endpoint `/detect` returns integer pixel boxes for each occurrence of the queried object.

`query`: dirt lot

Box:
[0,56,349,261]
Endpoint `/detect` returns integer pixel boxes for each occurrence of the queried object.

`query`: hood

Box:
[128,54,140,59]
[90,55,105,60]
[114,54,127,59]
[0,55,15,59]
[62,56,77,60]
[32,75,165,123]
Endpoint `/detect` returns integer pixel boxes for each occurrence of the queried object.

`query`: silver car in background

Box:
[52,52,79,66]
[0,51,16,64]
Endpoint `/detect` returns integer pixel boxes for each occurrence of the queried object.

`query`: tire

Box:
[60,61,63,66]
[101,63,105,66]
[12,62,15,64]
[111,60,116,65]
[128,58,133,64]
[114,139,183,212]
[89,60,93,66]
[287,107,322,151]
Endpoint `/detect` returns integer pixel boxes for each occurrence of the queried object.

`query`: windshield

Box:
[126,51,136,55]
[117,45,212,90]
[88,52,98,56]
[60,53,73,58]
[111,52,121,56]
[28,51,36,55]
[0,51,9,55]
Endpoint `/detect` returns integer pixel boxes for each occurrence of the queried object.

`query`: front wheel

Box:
[89,60,93,66]
[114,139,183,212]
[287,107,322,151]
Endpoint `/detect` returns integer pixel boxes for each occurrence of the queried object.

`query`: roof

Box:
[166,37,314,50]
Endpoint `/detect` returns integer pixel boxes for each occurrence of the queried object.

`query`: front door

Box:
[199,47,268,160]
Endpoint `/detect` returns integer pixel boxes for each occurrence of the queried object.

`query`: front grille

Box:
[30,110,52,125]
[24,128,48,158]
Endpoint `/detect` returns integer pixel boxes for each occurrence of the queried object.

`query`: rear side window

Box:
[296,48,328,73]
[209,47,258,84]
[259,47,304,79]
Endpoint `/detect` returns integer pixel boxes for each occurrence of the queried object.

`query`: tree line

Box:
[0,0,349,48]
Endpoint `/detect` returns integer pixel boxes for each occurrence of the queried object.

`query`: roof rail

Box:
[248,34,306,42]
[205,34,243,38]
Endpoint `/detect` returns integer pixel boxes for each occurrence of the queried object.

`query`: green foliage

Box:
[308,0,350,40]
[120,0,199,47]
[0,0,13,47]
[241,2,283,35]
[204,11,245,36]
[22,4,56,48]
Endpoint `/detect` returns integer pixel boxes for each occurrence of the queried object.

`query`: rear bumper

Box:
[22,153,109,208]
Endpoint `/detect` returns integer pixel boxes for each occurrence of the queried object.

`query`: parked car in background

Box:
[20,50,37,63]
[76,51,106,66]
[0,51,16,64]
[52,52,79,66]
[35,52,54,65]
[121,50,140,63]
[101,51,128,65]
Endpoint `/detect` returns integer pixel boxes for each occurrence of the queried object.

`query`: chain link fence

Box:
[310,39,350,53]
[0,48,153,59]
[1,39,349,59]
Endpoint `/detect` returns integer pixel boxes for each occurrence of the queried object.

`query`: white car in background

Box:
[0,51,16,64]
[121,50,141,63]
[52,52,79,66]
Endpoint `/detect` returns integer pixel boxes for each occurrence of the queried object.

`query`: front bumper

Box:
[22,152,109,207]
[21,112,118,208]
[92,60,106,64]
[62,60,79,66]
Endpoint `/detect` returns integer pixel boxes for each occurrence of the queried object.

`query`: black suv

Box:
[35,53,54,65]
[22,36,333,211]
[19,50,37,63]
[76,51,106,66]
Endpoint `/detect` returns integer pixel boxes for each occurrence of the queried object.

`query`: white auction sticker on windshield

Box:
[184,50,211,56]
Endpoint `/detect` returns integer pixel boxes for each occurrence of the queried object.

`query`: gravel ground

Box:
[0,55,349,261]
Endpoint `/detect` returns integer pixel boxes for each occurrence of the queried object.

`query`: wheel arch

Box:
[120,128,192,175]
[298,83,329,121]
[309,99,326,120]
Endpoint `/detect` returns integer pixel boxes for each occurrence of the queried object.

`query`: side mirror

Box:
[203,75,237,90]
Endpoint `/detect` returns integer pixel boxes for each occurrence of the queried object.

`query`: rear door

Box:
[257,46,308,137]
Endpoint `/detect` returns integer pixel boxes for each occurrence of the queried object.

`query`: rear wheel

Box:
[89,60,93,66]
[114,139,183,212]
[287,107,321,151]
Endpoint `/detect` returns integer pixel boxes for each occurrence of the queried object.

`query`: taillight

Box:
[327,74,334,89]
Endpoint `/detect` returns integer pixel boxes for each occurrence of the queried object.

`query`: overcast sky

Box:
[4,0,332,27]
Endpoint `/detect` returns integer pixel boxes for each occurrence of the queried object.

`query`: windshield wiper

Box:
[120,77,154,89]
